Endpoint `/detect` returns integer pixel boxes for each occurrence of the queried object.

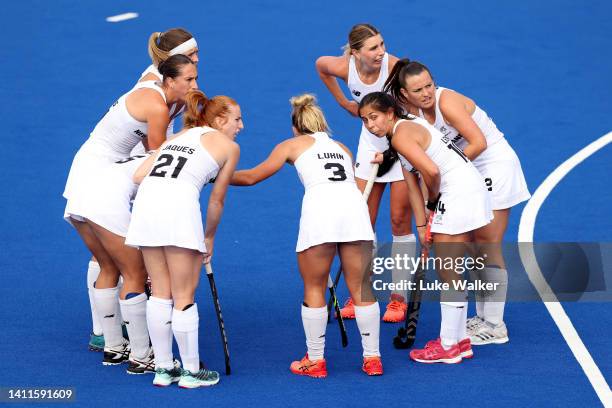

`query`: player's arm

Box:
[402,168,428,245]
[394,125,441,202]
[204,141,240,262]
[315,56,358,117]
[439,90,486,161]
[133,148,163,184]
[143,101,171,150]
[230,140,292,186]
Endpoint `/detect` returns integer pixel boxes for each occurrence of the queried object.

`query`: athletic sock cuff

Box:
[392,234,416,243]
[301,305,328,319]
[149,296,173,306]
[119,292,147,305]
[172,304,199,331]
[354,302,380,317]
[93,286,119,299]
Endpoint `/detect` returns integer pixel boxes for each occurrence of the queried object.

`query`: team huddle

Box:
[63,23,530,388]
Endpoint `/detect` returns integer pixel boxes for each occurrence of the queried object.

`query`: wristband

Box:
[426,193,441,211]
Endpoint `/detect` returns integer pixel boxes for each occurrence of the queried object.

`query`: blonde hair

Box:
[183,90,238,130]
[148,28,194,67]
[342,23,380,56]
[290,94,329,135]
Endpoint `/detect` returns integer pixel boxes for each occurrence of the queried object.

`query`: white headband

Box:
[168,38,198,56]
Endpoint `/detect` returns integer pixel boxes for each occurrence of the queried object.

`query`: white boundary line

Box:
[518,132,612,407]
[106,12,139,23]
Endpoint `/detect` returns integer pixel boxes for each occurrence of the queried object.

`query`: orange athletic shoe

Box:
[339,298,355,319]
[410,338,462,364]
[382,300,408,322]
[289,354,327,378]
[362,356,383,376]
[458,338,473,359]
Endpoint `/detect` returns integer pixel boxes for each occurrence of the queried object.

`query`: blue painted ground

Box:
[0,0,610,406]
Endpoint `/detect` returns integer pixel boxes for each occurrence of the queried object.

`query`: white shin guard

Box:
[301,305,327,361]
[146,297,174,370]
[172,305,200,373]
[354,302,381,357]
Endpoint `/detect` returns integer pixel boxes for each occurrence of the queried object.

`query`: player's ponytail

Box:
[184,91,239,130]
[183,90,210,128]
[290,93,329,135]
[384,58,411,106]
[148,28,195,67]
[383,60,434,107]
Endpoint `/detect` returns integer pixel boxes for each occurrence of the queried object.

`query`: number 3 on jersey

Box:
[324,162,347,181]
[150,154,188,178]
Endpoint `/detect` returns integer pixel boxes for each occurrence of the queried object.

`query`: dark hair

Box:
[383,59,433,106]
[158,54,194,81]
[148,28,194,66]
[358,92,407,120]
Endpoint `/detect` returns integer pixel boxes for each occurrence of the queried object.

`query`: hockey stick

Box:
[327,275,348,347]
[327,163,379,322]
[205,262,231,375]
[393,212,433,349]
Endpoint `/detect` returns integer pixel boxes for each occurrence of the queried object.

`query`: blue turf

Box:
[0,0,610,406]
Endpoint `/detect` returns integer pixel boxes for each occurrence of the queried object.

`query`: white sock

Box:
[354,302,381,357]
[87,261,102,335]
[119,293,150,359]
[470,267,485,318]
[301,305,327,361]
[483,267,508,326]
[147,297,174,370]
[458,291,468,341]
[391,234,417,301]
[92,286,123,348]
[172,305,200,373]
[440,298,467,349]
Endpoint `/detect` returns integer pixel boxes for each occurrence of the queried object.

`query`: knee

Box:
[390,215,411,235]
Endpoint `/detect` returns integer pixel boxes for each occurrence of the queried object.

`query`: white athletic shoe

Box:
[470,321,509,345]
[466,316,486,336]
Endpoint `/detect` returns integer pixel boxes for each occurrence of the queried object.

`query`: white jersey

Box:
[293,132,373,251]
[125,127,220,253]
[394,117,493,234]
[76,153,151,236]
[347,53,403,182]
[295,132,356,190]
[347,53,389,103]
[419,87,505,157]
[395,117,469,181]
[418,87,530,210]
[143,126,219,193]
[86,81,166,159]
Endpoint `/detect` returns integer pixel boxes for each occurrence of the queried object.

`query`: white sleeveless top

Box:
[294,132,356,190]
[145,126,219,193]
[394,117,470,176]
[419,87,505,151]
[86,81,167,158]
[347,53,389,103]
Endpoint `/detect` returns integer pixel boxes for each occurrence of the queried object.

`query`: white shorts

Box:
[63,145,122,226]
[473,139,531,210]
[126,178,206,253]
[78,177,135,237]
[354,124,404,183]
[431,165,494,235]
[296,183,374,252]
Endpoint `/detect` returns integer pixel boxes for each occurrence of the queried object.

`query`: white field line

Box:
[518,132,612,407]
